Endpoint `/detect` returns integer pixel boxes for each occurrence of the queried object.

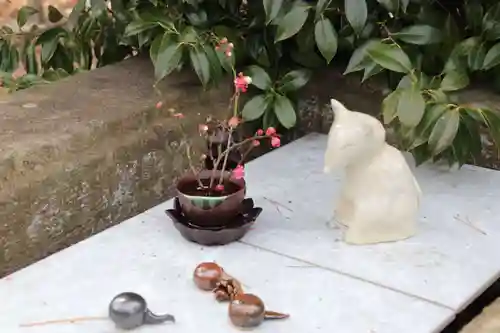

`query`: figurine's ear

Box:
[330,99,349,116]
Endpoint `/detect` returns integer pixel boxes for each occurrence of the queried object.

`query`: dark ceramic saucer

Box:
[165,197,262,245]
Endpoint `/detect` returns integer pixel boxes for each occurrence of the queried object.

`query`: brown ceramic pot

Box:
[166,198,261,246]
[176,170,246,227]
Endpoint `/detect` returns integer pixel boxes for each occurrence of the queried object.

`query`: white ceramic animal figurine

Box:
[324,99,422,245]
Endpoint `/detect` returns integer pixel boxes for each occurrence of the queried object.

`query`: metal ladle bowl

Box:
[108,292,175,330]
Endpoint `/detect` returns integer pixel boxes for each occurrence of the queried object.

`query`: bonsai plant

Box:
[160,37,281,235]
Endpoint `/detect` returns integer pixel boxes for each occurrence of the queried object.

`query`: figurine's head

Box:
[324,99,386,173]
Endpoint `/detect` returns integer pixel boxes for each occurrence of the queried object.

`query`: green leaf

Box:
[428,109,460,155]
[362,63,383,82]
[24,42,38,75]
[463,107,487,124]
[155,34,183,81]
[440,70,469,91]
[482,43,500,70]
[461,110,483,158]
[418,104,449,137]
[343,39,376,74]
[180,26,198,44]
[202,44,223,85]
[42,68,69,81]
[390,25,443,45]
[274,94,297,128]
[275,4,310,42]
[124,20,158,37]
[139,11,174,30]
[465,2,483,33]
[480,108,500,152]
[263,108,278,130]
[397,84,426,127]
[366,41,412,73]
[17,6,38,28]
[36,27,67,63]
[67,0,86,29]
[90,0,106,13]
[245,65,271,90]
[189,47,211,86]
[278,69,311,92]
[377,0,398,13]
[216,46,234,73]
[186,8,208,27]
[345,0,367,34]
[47,5,63,23]
[382,89,402,124]
[483,3,500,41]
[314,17,338,64]
[263,0,283,24]
[468,43,486,71]
[427,89,449,104]
[443,14,461,52]
[242,94,271,121]
[400,0,409,13]
[459,36,482,54]
[290,49,325,68]
[316,0,330,15]
[296,20,316,52]
[149,34,163,64]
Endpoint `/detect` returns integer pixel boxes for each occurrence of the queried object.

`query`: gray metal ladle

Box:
[108,292,176,330]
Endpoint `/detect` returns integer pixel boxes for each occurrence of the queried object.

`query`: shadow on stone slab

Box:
[441,278,500,333]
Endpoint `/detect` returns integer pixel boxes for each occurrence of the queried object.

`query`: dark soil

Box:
[177,177,241,197]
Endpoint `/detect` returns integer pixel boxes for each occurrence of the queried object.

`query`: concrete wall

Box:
[0,56,233,277]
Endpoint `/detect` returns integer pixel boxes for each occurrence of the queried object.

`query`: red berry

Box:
[266,127,277,136]
[271,136,281,148]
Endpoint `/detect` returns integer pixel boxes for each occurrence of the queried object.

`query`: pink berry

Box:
[266,127,277,136]
[271,136,281,148]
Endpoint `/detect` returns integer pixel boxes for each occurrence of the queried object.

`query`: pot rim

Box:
[176,170,246,198]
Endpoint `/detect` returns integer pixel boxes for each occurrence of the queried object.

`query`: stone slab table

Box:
[1,133,499,333]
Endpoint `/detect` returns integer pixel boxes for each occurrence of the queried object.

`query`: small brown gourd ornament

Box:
[228,293,289,328]
[193,262,243,302]
[193,262,290,328]
[193,262,223,291]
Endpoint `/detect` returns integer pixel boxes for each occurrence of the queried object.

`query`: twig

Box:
[217,127,234,186]
[453,214,487,235]
[210,135,271,176]
[286,265,316,268]
[185,144,204,188]
[19,316,107,327]
[263,196,293,213]
[238,142,256,165]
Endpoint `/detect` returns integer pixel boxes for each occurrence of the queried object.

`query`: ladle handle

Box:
[144,309,176,325]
